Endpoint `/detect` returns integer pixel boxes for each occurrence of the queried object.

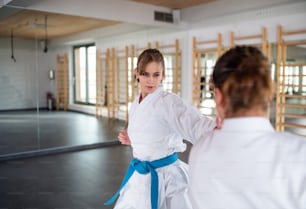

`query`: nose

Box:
[147,75,154,83]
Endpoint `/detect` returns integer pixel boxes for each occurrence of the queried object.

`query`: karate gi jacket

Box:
[189,117,306,209]
[114,86,215,209]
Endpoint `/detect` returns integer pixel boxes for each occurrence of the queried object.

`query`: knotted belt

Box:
[104,153,178,209]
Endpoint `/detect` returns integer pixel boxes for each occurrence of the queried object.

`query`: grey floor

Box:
[0,146,133,209]
[0,110,190,209]
[0,111,126,155]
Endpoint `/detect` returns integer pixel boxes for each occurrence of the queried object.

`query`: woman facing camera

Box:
[105,48,216,209]
[189,46,306,209]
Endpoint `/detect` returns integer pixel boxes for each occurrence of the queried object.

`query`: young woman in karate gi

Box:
[105,48,216,209]
[189,46,306,209]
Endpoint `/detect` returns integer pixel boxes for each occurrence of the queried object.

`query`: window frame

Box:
[73,43,96,105]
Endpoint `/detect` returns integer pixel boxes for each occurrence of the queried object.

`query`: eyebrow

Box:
[142,71,161,75]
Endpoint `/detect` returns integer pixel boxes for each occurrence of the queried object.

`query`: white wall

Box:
[0,38,57,110]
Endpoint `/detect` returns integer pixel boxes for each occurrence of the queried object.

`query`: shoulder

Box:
[272,131,305,143]
[263,131,306,162]
[159,90,178,99]
[154,90,181,106]
[274,131,306,149]
[158,90,186,105]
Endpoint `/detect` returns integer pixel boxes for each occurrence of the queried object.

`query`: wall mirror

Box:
[0,6,126,159]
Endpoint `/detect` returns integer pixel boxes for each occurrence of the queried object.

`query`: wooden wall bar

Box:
[192,34,223,117]
[56,53,68,111]
[276,25,306,136]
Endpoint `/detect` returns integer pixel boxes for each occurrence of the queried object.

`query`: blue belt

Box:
[104,153,178,209]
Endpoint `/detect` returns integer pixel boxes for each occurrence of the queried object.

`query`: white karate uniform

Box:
[189,117,306,209]
[113,86,215,209]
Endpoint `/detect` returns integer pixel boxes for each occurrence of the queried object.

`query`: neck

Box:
[225,108,268,118]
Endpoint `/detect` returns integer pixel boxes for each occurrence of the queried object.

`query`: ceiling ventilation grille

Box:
[6,0,41,8]
[154,11,173,23]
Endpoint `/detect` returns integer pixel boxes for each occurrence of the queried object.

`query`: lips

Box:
[146,86,154,91]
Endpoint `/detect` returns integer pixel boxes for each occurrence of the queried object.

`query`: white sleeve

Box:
[162,93,215,144]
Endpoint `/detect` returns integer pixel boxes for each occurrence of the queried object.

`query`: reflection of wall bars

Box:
[96,46,133,122]
[114,47,129,122]
[192,34,223,117]
[56,53,68,111]
[154,39,181,95]
[230,27,271,61]
[96,50,107,117]
[276,25,306,135]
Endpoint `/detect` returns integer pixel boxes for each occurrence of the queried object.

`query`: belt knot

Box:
[104,153,178,209]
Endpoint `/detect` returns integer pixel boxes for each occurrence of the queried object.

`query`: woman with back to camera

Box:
[189,45,306,209]
[104,48,216,209]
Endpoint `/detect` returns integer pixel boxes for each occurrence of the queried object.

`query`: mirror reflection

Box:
[0,6,126,157]
[0,1,305,159]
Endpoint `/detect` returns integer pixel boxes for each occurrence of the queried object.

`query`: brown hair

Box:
[212,46,273,117]
[136,48,165,77]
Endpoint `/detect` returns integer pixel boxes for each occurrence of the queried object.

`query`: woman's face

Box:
[137,61,164,98]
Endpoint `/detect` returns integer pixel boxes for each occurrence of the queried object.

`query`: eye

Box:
[141,72,149,77]
[153,73,160,77]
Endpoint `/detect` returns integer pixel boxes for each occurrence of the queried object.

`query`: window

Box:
[74,44,96,104]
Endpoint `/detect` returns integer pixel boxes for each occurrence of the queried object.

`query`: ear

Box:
[214,88,225,118]
[135,70,140,82]
[214,88,223,106]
